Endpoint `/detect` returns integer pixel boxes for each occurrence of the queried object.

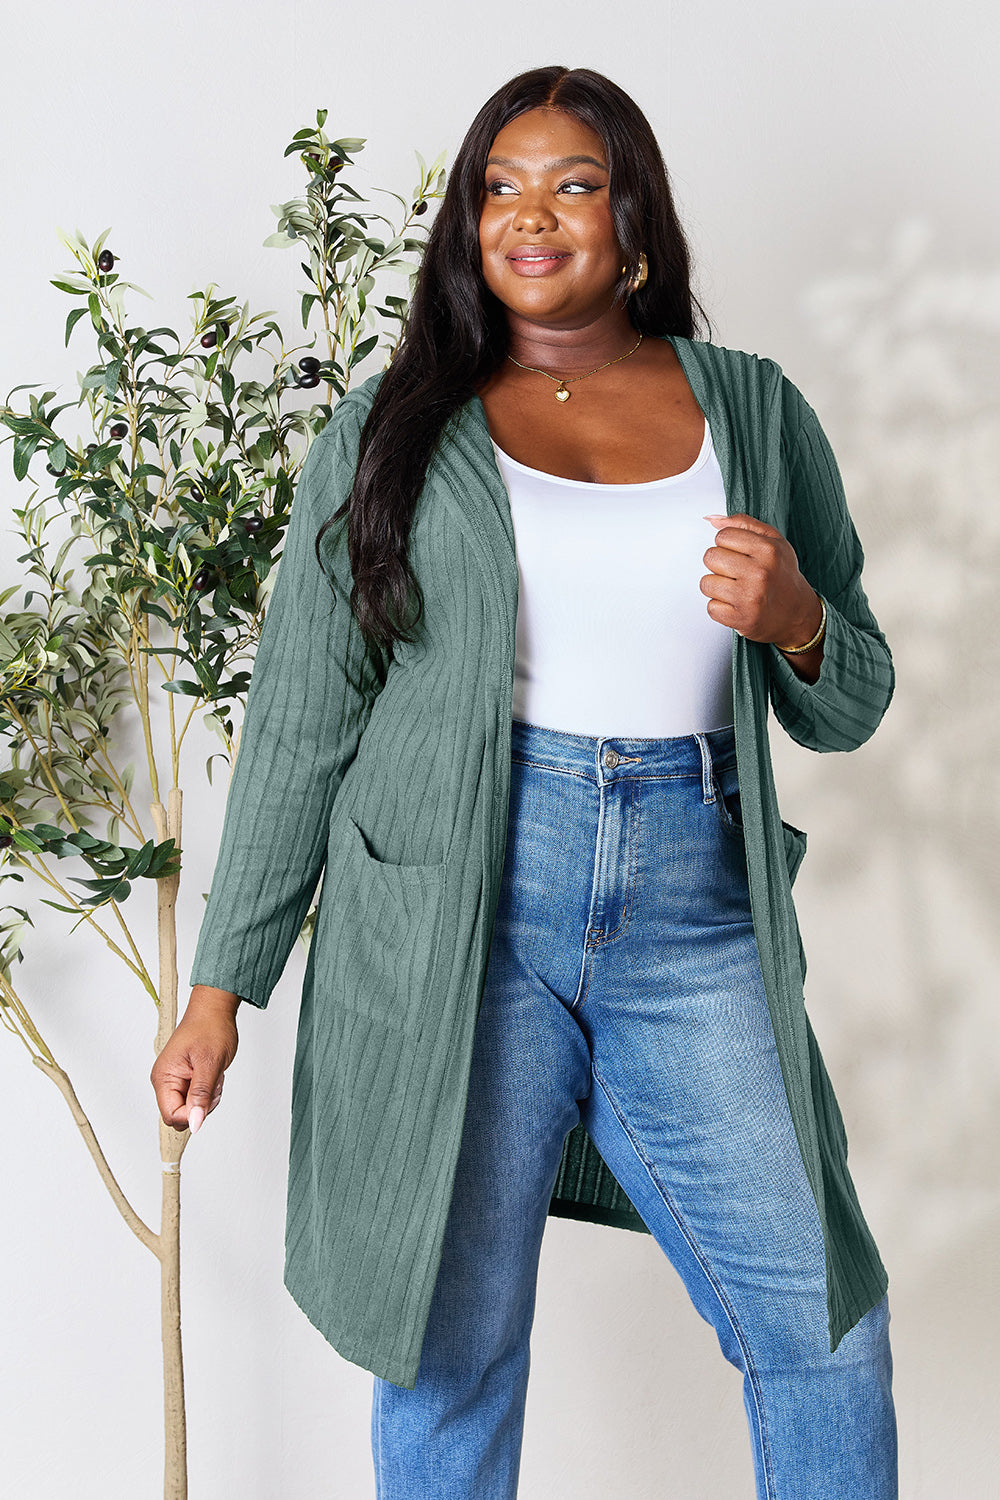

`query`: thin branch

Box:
[7,706,82,832]
[32,1056,161,1255]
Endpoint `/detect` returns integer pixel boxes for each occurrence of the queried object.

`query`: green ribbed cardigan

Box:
[190,334,894,1390]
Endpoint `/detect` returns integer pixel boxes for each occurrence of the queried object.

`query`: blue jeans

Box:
[371,720,897,1498]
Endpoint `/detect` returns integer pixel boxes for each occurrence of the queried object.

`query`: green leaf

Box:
[104,358,124,397]
[125,840,156,879]
[194,658,219,695]
[64,306,89,347]
[219,369,235,405]
[13,434,40,481]
[11,830,44,853]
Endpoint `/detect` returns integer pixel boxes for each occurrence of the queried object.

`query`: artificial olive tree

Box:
[0,110,445,1500]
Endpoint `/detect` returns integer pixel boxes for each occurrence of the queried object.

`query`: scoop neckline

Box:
[489,416,711,490]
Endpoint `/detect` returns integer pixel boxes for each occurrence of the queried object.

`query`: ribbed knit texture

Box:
[190,336,894,1386]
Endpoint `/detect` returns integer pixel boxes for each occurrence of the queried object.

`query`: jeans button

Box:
[603,749,619,768]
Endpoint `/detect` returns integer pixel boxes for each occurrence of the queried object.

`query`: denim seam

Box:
[589,778,640,949]
[578,780,641,954]
[373,1375,384,1496]
[572,773,608,1009]
[589,1061,777,1499]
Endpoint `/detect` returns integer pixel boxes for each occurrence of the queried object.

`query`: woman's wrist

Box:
[775,593,826,655]
[187,984,243,1018]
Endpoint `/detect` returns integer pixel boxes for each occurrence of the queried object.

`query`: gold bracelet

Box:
[776,596,827,655]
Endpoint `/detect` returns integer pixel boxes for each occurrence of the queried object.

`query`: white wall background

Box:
[1,2,997,1496]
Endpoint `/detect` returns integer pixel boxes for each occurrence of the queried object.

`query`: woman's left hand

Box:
[701,514,823,651]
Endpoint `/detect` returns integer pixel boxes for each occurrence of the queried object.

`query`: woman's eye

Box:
[485,179,599,197]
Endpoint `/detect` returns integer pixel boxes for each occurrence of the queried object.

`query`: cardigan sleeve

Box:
[189,393,380,1009]
[766,381,895,753]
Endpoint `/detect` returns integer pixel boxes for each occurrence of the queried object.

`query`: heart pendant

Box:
[555,384,570,402]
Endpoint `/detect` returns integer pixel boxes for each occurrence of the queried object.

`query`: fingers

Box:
[152,1061,224,1133]
[705,596,741,630]
[700,571,743,606]
[154,1070,192,1126]
[705,513,782,539]
[151,1025,234,1133]
[185,1067,225,1131]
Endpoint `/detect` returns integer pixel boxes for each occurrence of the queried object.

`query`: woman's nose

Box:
[513,194,558,234]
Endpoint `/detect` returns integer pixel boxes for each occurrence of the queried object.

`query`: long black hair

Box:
[317,65,710,659]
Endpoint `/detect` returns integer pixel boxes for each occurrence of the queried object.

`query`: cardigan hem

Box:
[548,1196,653,1234]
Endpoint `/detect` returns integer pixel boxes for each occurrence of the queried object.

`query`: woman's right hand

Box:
[151,985,242,1133]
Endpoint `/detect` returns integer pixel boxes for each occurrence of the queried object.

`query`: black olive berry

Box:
[46,463,66,477]
[413,200,428,215]
[243,514,265,536]
[192,567,215,591]
[298,373,320,389]
[201,321,231,349]
[110,423,128,439]
[298,356,321,375]
[0,834,13,850]
[86,443,98,453]
[98,250,115,272]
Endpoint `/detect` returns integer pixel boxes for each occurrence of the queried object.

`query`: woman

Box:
[152,66,898,1498]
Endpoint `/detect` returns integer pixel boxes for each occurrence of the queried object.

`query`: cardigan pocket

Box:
[780,820,808,887]
[316,813,449,1034]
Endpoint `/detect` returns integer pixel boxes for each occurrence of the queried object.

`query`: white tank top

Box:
[490,418,734,739]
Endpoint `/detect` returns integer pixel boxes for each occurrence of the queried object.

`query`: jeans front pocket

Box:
[712,758,745,840]
[711,762,808,887]
[318,812,449,1034]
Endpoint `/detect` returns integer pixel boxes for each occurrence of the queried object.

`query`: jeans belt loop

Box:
[694,732,715,805]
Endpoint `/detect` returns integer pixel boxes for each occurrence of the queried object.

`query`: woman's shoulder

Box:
[669,333,785,386]
[305,369,387,461]
[671,335,817,437]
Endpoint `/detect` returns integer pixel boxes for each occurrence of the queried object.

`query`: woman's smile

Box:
[506,246,573,275]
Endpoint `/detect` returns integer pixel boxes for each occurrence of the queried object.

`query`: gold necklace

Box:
[506,332,644,402]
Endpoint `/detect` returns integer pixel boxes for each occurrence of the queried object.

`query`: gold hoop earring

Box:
[621,251,648,295]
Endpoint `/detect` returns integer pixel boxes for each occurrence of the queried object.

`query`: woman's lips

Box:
[506,252,571,277]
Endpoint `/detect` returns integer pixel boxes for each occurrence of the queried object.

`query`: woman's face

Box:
[478,107,624,330]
